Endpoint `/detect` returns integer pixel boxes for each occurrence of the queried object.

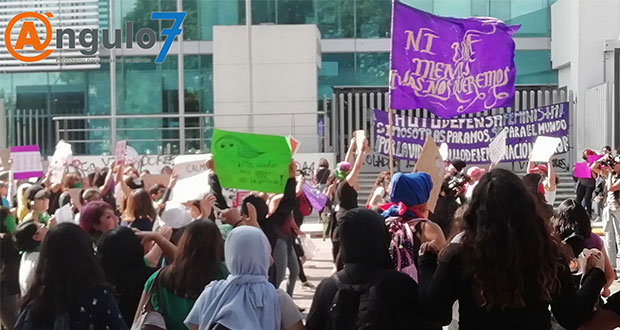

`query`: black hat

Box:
[450,159,467,172]
[25,184,49,201]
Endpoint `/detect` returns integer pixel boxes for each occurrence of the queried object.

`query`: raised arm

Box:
[206,159,229,210]
[590,156,609,178]
[547,159,556,191]
[418,244,461,326]
[607,173,620,192]
[295,173,304,197]
[551,257,606,329]
[99,163,115,195]
[527,160,535,174]
[346,139,370,189]
[138,227,178,265]
[269,161,298,226]
[344,138,356,165]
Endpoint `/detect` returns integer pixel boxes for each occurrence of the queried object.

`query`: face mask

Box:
[72,182,83,189]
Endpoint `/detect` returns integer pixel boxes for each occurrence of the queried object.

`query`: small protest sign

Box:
[574,162,592,179]
[125,146,140,164]
[10,145,44,180]
[212,129,291,193]
[587,154,604,166]
[354,130,366,150]
[171,154,210,203]
[49,141,73,184]
[413,136,445,212]
[114,140,127,165]
[439,143,449,161]
[529,136,562,162]
[489,127,508,165]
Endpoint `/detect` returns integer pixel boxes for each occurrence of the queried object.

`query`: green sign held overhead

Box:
[212,129,292,193]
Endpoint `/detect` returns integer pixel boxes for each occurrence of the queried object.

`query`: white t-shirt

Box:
[368,187,386,208]
[277,289,303,329]
[19,251,40,296]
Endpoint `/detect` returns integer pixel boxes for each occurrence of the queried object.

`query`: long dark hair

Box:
[159,220,223,299]
[22,223,108,320]
[461,169,561,310]
[123,189,156,222]
[97,227,149,287]
[552,199,592,240]
[522,173,553,220]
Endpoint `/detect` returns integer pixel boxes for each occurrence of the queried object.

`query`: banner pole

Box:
[388,108,394,177]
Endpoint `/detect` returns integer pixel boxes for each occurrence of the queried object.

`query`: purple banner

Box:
[373,102,569,164]
[390,2,519,118]
[10,145,40,153]
[301,183,327,213]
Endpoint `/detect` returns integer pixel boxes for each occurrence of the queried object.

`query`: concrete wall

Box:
[551,0,620,154]
[213,25,321,152]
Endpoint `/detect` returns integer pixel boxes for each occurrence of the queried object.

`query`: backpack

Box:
[326,271,392,330]
[298,194,313,217]
[385,217,426,282]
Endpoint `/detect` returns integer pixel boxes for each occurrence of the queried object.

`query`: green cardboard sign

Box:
[212,129,291,193]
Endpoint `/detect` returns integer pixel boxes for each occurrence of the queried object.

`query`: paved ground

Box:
[287,236,620,322]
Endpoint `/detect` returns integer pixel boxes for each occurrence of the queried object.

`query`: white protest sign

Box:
[413,136,445,212]
[529,136,562,162]
[439,143,449,161]
[10,145,44,180]
[125,146,140,164]
[114,140,127,165]
[49,141,73,184]
[170,154,211,202]
[488,128,508,165]
[354,130,366,150]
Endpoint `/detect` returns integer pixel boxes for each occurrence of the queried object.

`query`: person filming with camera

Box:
[590,153,620,273]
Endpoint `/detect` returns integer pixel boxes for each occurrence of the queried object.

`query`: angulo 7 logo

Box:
[4,11,187,63]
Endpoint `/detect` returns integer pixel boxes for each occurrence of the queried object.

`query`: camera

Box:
[601,156,619,168]
[447,172,471,192]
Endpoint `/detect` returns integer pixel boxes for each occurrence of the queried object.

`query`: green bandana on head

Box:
[3,214,16,234]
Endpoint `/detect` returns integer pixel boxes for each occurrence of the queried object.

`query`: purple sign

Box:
[373,102,569,164]
[390,2,519,118]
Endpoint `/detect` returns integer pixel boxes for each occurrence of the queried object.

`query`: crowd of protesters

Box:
[1,138,620,330]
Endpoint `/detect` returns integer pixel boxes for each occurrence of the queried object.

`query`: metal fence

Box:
[45,112,330,155]
[5,86,574,160]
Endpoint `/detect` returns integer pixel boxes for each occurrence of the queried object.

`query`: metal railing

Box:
[49,111,330,155]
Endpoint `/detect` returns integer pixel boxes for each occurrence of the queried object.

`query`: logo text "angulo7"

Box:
[4,12,186,63]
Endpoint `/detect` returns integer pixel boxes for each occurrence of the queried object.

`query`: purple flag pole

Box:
[387,0,396,176]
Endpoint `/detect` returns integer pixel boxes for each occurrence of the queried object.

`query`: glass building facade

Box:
[0,0,558,155]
